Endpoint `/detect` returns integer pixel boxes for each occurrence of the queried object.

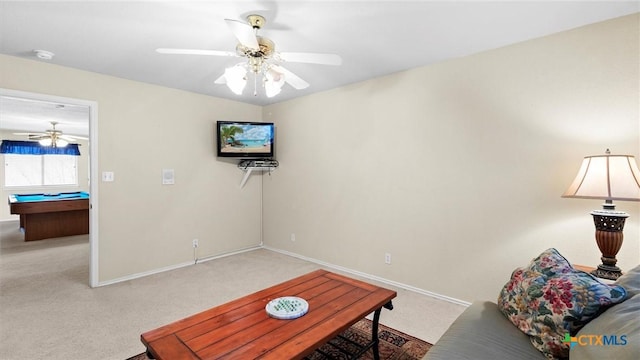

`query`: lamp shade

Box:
[562,152,640,201]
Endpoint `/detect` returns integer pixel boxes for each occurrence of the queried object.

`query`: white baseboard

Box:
[263,246,471,307]
[95,245,262,287]
[94,244,470,307]
[96,260,196,287]
[195,245,263,264]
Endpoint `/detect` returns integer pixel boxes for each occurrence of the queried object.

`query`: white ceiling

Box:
[0,1,638,134]
[0,95,90,136]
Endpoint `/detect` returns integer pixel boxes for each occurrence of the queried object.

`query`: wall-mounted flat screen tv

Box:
[216,121,275,158]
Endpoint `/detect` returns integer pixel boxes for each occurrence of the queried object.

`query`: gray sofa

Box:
[424,265,640,360]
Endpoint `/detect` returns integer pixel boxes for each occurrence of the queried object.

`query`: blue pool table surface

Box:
[9,191,89,203]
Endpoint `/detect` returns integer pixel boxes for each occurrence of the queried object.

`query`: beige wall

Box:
[262,14,640,302]
[1,14,638,302]
[0,130,90,220]
[0,54,263,282]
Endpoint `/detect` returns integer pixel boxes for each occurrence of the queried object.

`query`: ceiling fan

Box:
[14,121,87,148]
[157,14,342,97]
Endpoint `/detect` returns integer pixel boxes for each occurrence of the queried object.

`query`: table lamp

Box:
[562,149,640,280]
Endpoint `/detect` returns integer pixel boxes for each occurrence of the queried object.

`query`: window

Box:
[4,154,78,187]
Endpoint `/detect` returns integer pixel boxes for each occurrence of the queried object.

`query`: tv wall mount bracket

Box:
[238,159,279,188]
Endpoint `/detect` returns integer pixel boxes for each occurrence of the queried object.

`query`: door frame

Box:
[0,88,99,287]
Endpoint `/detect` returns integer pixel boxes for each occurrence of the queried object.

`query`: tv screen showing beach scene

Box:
[216,121,274,158]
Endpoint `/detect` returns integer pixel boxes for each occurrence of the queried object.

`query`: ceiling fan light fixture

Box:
[158,13,341,98]
[224,65,248,95]
[264,68,285,98]
[39,138,52,147]
[56,139,69,148]
[38,137,68,148]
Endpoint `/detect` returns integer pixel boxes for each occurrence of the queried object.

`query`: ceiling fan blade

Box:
[156,48,237,57]
[278,52,342,66]
[28,135,48,140]
[224,19,259,50]
[271,65,309,90]
[60,135,88,141]
[214,73,226,84]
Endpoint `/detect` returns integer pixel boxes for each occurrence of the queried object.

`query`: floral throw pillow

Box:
[497,248,627,359]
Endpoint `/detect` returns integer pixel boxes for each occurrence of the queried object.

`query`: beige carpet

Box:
[0,220,464,360]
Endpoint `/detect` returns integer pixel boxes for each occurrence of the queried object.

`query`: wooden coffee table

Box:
[141,269,396,360]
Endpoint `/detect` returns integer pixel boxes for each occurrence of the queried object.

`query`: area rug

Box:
[126,318,432,360]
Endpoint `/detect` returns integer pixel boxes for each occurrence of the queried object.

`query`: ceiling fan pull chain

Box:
[253,72,258,96]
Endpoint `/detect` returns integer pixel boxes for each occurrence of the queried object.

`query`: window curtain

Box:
[0,140,81,156]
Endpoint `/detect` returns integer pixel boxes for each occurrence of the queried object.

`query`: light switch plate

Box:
[102,171,114,182]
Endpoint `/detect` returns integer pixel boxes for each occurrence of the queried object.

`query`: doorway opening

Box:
[0,88,99,287]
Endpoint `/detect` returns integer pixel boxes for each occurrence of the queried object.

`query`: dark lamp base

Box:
[591,264,622,280]
[590,208,628,281]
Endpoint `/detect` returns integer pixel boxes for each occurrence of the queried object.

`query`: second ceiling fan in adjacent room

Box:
[14,121,87,148]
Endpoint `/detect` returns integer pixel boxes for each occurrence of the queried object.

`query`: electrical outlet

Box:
[290,233,296,242]
[384,253,391,265]
[192,239,198,248]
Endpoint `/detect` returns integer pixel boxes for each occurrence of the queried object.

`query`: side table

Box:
[573,264,596,273]
[574,264,616,284]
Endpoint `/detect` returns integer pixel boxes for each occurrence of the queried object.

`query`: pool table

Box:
[8,191,89,241]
